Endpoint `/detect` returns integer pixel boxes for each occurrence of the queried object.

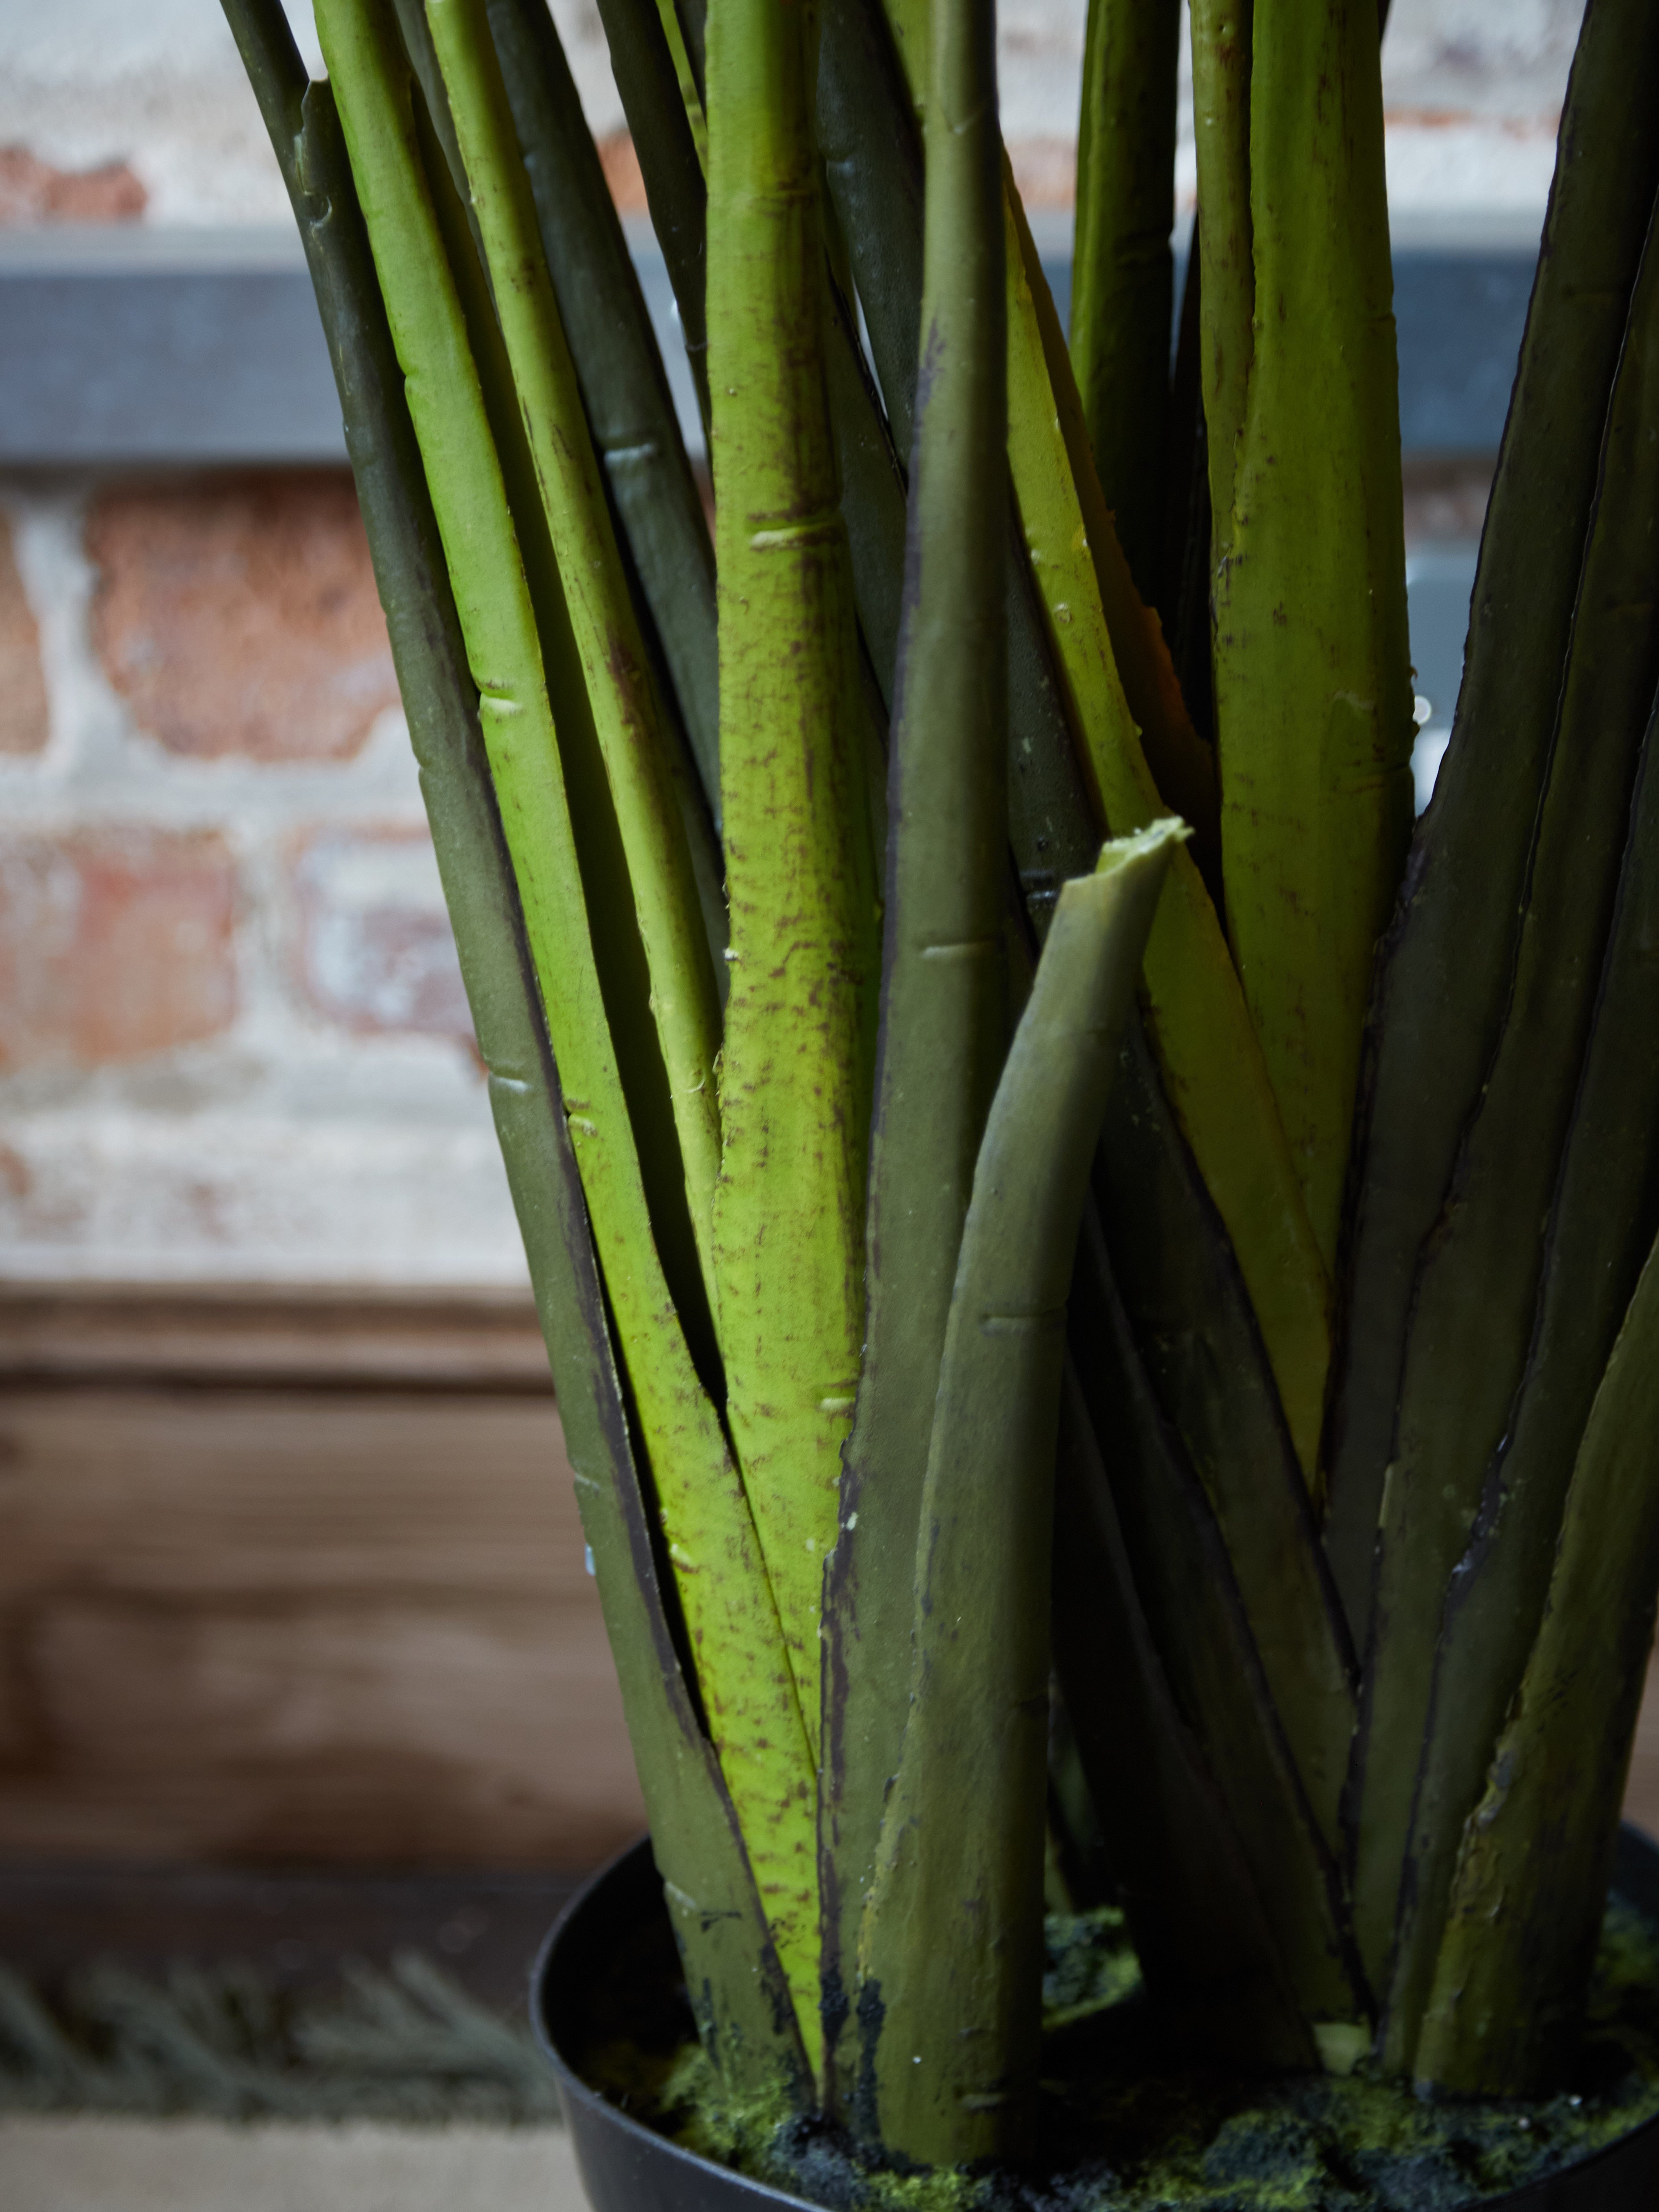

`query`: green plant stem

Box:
[388,0,485,260]
[816,0,1103,856]
[1067,1196,1369,2056]
[1189,0,1252,539]
[1200,0,1417,1272]
[815,8,1331,1634]
[1004,173,1223,885]
[1051,1358,1316,2067]
[1001,178,1332,1489]
[840,0,1328,1483]
[593,0,711,433]
[603,0,900,852]
[1353,205,1659,2047]
[1087,1032,1357,1857]
[859,826,1186,2166]
[1070,0,1181,601]
[484,0,721,827]
[1324,0,1659,1645]
[817,0,1067,879]
[816,0,923,438]
[657,0,708,165]
[316,0,821,2059]
[706,0,882,1776]
[825,0,1351,1886]
[668,0,707,94]
[217,0,805,2105]
[429,0,724,1322]
[1158,238,1214,739]
[392,0,723,1375]
[853,0,1221,882]
[1384,684,1659,2080]
[819,0,1006,2104]
[1412,1229,1659,2094]
[824,0,1353,1958]
[821,267,910,715]
[476,1,727,1013]
[1002,741,1348,2050]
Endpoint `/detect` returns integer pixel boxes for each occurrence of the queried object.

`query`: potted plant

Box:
[221,0,1659,2200]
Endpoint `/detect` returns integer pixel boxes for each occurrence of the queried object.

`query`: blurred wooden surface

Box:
[0,1288,643,1870]
[0,1286,1654,1873]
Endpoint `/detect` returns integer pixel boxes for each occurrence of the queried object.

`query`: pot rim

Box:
[530,1843,822,2212]
[530,1828,1659,2212]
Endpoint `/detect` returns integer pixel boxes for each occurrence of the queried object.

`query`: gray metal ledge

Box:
[0,213,1540,468]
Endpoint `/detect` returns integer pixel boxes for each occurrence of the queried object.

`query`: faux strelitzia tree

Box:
[222,0,1659,2180]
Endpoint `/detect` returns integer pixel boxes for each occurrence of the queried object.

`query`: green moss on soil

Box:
[579,1892,1659,2210]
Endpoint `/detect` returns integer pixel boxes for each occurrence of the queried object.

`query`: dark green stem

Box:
[593,0,711,433]
[1412,1228,1659,2092]
[1352,188,1659,2049]
[858,827,1186,2165]
[1068,1192,1370,2062]
[1070,0,1181,602]
[820,0,1007,2110]
[1324,0,1659,1645]
[1055,1282,1320,2069]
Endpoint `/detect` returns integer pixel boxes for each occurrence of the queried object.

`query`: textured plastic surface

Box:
[531,1829,1659,2212]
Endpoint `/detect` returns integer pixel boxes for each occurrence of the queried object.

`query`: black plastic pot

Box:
[531,1830,1659,2212]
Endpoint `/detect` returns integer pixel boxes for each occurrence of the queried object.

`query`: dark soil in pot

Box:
[532,1832,1659,2212]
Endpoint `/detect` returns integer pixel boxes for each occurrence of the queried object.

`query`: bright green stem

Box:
[632,0,904,851]
[217,0,805,2104]
[1324,0,1659,1645]
[858,826,1185,2167]
[1071,0,1181,600]
[820,0,1006,2103]
[427,0,724,1322]
[484,0,721,829]
[1413,1230,1659,2094]
[316,0,821,2061]
[388,0,484,260]
[390,0,718,1367]
[706,0,883,1758]
[883,0,927,87]
[1201,0,1415,1270]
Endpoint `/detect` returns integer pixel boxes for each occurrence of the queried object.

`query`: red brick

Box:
[598,131,647,216]
[0,829,237,1072]
[0,513,48,755]
[0,146,147,225]
[289,824,473,1043]
[88,473,399,763]
[1008,136,1077,211]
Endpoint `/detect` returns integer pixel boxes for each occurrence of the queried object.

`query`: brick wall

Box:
[0,1,1587,226]
[0,472,526,1291]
